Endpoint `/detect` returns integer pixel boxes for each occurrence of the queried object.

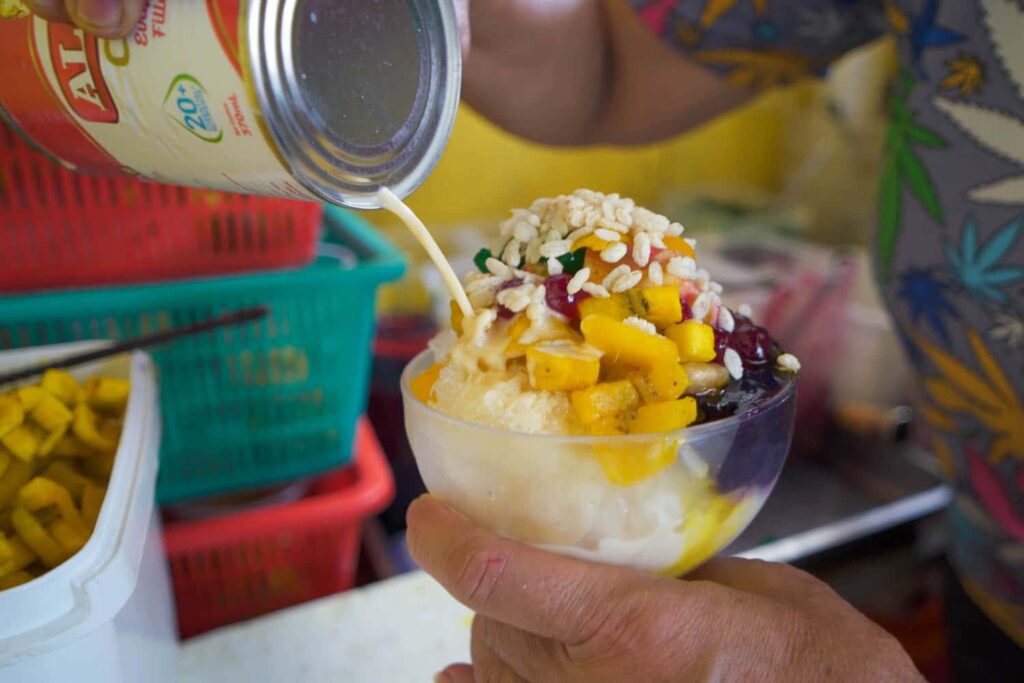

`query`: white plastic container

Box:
[0,343,177,683]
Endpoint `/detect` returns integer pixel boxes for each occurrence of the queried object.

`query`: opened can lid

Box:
[247,0,461,209]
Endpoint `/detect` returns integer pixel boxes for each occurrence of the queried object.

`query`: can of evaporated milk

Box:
[0,0,461,208]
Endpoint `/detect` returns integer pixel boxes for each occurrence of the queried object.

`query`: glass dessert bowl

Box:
[400,189,800,575]
[402,350,796,575]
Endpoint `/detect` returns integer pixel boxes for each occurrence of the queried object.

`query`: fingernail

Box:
[70,0,122,29]
[434,673,451,683]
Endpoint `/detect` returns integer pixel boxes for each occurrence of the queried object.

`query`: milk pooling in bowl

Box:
[388,189,798,574]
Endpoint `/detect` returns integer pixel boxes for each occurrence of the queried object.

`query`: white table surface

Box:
[178,571,471,683]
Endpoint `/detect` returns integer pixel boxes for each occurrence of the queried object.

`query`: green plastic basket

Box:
[0,207,405,503]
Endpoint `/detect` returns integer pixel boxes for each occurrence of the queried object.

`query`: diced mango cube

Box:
[595,441,678,486]
[665,320,717,363]
[503,315,533,358]
[50,434,95,459]
[578,295,631,322]
[19,477,86,535]
[81,483,106,530]
[572,233,618,252]
[40,370,80,407]
[81,452,115,482]
[581,315,679,369]
[38,424,69,458]
[16,387,45,412]
[0,459,33,509]
[73,404,117,453]
[663,236,696,260]
[43,462,91,503]
[629,397,698,434]
[87,378,130,414]
[1,425,40,463]
[0,537,36,580]
[48,519,88,555]
[631,363,689,403]
[411,364,443,404]
[571,381,640,425]
[627,287,683,329]
[10,507,65,568]
[526,342,602,392]
[588,415,629,436]
[0,570,35,589]
[0,533,11,562]
[0,396,24,440]
[30,393,73,433]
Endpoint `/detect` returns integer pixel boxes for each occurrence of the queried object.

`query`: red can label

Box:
[0,0,316,201]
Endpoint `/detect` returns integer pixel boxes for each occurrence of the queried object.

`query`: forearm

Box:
[461,0,748,147]
[462,0,610,146]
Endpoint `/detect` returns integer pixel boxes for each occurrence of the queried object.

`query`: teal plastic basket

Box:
[0,207,405,503]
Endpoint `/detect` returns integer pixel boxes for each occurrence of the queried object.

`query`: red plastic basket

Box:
[0,124,323,293]
[163,419,395,638]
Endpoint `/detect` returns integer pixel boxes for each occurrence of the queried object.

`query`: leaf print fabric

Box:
[630,0,1024,645]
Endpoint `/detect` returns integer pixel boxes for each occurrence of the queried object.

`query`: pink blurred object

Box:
[761,256,859,455]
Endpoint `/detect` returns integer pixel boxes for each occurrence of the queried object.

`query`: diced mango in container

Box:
[0,570,34,589]
[629,397,698,434]
[0,533,11,561]
[0,447,9,480]
[663,236,696,260]
[1,425,40,463]
[38,424,69,458]
[44,462,91,503]
[450,299,465,335]
[51,434,95,458]
[40,369,80,406]
[16,387,45,411]
[0,538,36,579]
[631,363,689,403]
[49,518,88,555]
[10,507,64,568]
[82,483,105,530]
[578,295,631,322]
[73,404,117,452]
[571,380,640,425]
[580,315,679,369]
[666,320,717,363]
[82,452,115,481]
[411,364,443,404]
[0,396,24,439]
[526,342,601,392]
[87,378,130,414]
[19,477,86,535]
[0,459,33,509]
[30,393,73,432]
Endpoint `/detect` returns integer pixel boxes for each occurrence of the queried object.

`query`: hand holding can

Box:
[4,0,462,209]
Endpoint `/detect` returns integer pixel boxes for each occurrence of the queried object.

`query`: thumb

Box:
[65,0,144,38]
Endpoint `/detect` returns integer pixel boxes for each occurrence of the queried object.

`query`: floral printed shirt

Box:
[631,0,1024,645]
